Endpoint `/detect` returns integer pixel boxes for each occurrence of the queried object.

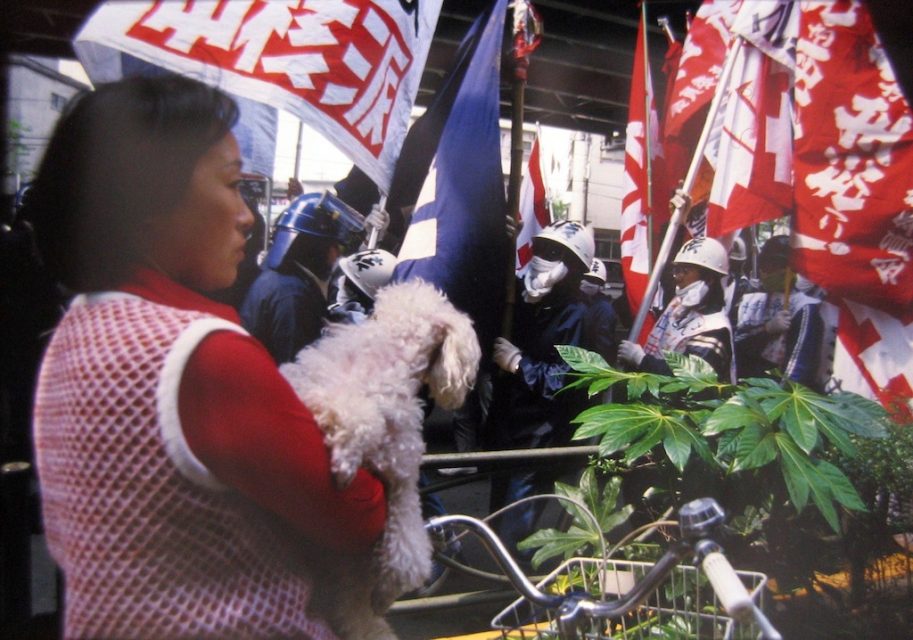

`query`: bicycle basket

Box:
[491,557,768,640]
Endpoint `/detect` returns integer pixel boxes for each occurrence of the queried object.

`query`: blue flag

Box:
[393,0,509,354]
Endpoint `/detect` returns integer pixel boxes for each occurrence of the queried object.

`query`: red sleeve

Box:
[179,330,387,554]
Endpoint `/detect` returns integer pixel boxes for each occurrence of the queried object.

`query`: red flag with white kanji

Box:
[621,14,661,343]
[662,0,740,210]
[794,0,913,311]
[74,0,443,192]
[664,0,740,141]
[516,136,550,275]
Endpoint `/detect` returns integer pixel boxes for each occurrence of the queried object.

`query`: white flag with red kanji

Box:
[516,136,550,275]
[74,0,443,193]
[703,1,796,238]
[620,14,662,343]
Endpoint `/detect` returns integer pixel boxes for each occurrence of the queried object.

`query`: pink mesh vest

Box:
[34,293,338,640]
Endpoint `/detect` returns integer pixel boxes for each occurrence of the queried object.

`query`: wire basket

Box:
[491,557,769,640]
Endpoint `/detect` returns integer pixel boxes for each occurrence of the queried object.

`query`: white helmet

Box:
[338,249,397,300]
[729,237,747,262]
[673,237,729,275]
[583,258,607,285]
[535,220,595,271]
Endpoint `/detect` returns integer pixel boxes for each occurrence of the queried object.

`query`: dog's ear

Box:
[427,307,481,410]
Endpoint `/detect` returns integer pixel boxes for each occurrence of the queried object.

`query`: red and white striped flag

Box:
[620,14,662,342]
[831,300,913,417]
[515,136,550,275]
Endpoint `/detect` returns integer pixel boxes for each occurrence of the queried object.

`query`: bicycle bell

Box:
[678,497,726,540]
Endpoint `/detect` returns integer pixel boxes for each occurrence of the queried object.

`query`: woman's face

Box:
[671,262,700,288]
[148,133,254,291]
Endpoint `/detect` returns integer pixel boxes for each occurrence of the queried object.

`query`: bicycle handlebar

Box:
[426,514,564,610]
[427,497,782,640]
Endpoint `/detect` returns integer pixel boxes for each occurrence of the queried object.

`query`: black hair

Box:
[697,266,726,313]
[21,74,239,292]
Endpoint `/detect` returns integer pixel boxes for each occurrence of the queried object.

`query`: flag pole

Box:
[642,2,655,275]
[627,36,745,342]
[502,0,541,339]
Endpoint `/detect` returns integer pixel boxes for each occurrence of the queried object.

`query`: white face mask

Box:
[676,279,709,308]
[523,257,568,303]
[334,274,354,307]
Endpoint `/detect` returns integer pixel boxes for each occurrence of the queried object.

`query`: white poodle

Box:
[280,279,481,640]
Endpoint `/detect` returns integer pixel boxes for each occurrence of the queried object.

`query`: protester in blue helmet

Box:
[240,191,365,363]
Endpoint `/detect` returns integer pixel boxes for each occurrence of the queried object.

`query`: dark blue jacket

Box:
[582,292,619,366]
[239,265,327,364]
[487,281,592,448]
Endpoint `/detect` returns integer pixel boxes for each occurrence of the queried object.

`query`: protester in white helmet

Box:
[618,236,735,382]
[328,247,397,324]
[579,257,619,365]
[487,220,599,559]
[723,235,755,326]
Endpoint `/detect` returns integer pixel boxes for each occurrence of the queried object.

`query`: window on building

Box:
[50,93,67,112]
[594,228,621,260]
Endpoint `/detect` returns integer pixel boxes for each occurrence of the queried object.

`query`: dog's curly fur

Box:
[280,280,481,640]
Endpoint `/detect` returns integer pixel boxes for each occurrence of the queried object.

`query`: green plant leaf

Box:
[624,422,666,463]
[780,400,820,454]
[733,424,778,471]
[664,351,720,391]
[556,345,612,374]
[715,430,740,465]
[804,464,840,533]
[518,526,595,569]
[663,426,693,472]
[827,392,889,437]
[814,459,866,512]
[572,404,675,459]
[776,433,811,511]
[704,394,770,435]
[586,378,615,397]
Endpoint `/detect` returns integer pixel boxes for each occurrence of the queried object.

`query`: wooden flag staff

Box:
[627,36,745,342]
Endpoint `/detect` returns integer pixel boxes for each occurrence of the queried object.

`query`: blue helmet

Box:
[266,191,366,269]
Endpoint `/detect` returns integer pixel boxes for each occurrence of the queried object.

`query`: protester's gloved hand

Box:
[364,204,390,233]
[617,340,646,367]
[493,337,523,373]
[505,214,523,240]
[765,310,791,334]
[328,301,368,325]
[668,182,692,216]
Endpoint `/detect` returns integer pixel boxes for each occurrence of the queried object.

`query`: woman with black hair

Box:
[617,237,735,382]
[24,75,385,639]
